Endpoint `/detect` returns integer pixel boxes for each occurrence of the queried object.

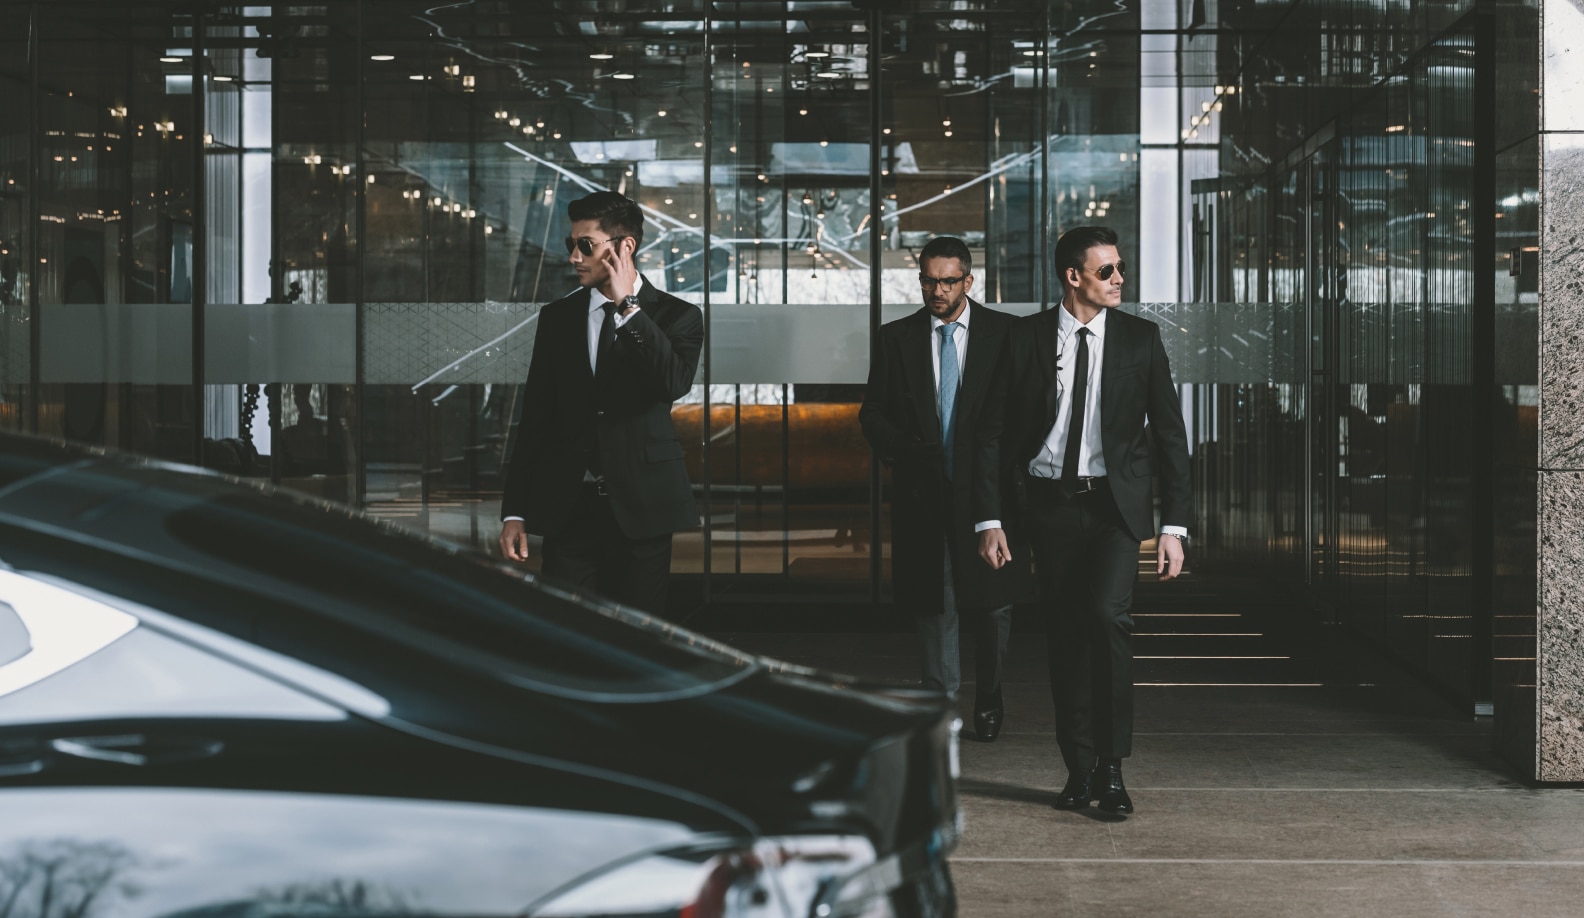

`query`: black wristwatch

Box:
[621,294,641,312]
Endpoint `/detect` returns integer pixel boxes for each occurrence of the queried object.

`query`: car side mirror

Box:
[0,601,30,667]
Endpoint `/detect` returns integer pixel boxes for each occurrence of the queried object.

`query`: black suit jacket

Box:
[501,277,703,539]
[860,302,1031,615]
[1001,306,1191,542]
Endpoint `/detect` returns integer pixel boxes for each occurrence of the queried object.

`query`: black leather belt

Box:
[1027,475,1108,496]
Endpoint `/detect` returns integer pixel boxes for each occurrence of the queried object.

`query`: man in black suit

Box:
[979,226,1191,813]
[860,236,1028,741]
[498,191,702,616]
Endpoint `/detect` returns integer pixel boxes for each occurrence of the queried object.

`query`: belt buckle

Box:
[595,477,609,497]
[1076,477,1098,494]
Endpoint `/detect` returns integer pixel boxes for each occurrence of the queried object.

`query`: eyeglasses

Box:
[1085,261,1126,281]
[564,235,629,256]
[918,274,968,290]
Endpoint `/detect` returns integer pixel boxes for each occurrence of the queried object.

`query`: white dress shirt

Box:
[1029,306,1186,540]
[1031,306,1108,481]
[587,276,644,373]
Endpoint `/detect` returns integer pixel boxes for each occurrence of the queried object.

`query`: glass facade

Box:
[0,1,1546,743]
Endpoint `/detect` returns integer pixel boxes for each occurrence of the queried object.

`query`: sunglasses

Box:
[919,274,968,290]
[564,234,629,256]
[1083,261,1126,281]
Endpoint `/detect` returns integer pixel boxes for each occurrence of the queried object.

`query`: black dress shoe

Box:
[1054,771,1093,808]
[972,687,1004,742]
[1092,762,1134,814]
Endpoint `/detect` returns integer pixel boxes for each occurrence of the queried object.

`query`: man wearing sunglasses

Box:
[860,236,1029,741]
[498,191,703,616]
[980,226,1192,813]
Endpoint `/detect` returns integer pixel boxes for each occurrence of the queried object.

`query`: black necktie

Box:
[1061,327,1091,493]
[595,301,617,376]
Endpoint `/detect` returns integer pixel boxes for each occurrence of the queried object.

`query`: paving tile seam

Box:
[950,857,1584,867]
[962,785,1536,792]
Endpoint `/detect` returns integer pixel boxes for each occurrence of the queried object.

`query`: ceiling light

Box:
[815,70,840,79]
[212,75,233,82]
[160,56,183,63]
[589,52,615,60]
[657,110,667,117]
[819,140,828,147]
[409,74,426,81]
[806,50,830,59]
[612,72,635,80]
[371,54,395,62]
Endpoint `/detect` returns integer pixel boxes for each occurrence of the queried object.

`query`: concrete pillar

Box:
[1537,0,1584,781]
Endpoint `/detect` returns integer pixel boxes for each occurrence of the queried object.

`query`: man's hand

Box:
[978,527,1012,570]
[1156,533,1185,581]
[598,239,641,309]
[499,519,531,562]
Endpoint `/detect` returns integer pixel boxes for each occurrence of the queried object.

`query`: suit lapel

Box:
[901,310,942,443]
[1099,310,1132,464]
[576,287,599,385]
[1036,309,1061,431]
[959,301,995,408]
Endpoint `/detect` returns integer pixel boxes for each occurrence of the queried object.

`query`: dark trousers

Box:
[917,538,1013,697]
[1026,477,1139,775]
[541,482,675,616]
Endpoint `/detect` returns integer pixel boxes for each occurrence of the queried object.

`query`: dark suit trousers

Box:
[541,483,674,616]
[1026,477,1138,774]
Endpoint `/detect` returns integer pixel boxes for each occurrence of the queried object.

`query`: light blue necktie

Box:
[938,322,961,479]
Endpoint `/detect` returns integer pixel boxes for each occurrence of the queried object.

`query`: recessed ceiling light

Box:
[589,52,615,60]
[657,109,667,116]
[160,56,183,63]
[612,72,635,80]
[370,54,395,61]
[212,75,233,82]
[409,74,426,81]
[815,71,840,79]
[806,50,830,59]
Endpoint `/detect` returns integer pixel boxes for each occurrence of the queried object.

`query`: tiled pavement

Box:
[715,574,1584,917]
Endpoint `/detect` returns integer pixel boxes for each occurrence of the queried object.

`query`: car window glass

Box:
[159,494,757,700]
[0,627,346,726]
[0,602,27,667]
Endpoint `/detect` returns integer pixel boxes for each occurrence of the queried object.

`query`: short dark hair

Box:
[1053,225,1119,288]
[918,235,972,275]
[567,190,645,250]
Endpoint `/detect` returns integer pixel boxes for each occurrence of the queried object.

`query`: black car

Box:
[0,433,960,918]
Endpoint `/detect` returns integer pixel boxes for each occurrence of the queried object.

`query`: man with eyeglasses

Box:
[860,236,1029,741]
[980,226,1192,813]
[498,191,702,616]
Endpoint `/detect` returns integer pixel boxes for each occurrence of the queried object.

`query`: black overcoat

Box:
[859,302,1032,616]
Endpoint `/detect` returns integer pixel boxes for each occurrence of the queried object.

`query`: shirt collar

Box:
[589,275,646,313]
[1058,302,1107,341]
[929,299,973,332]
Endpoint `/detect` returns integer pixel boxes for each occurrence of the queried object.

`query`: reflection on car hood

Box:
[0,787,703,917]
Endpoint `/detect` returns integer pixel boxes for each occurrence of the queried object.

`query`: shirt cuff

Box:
[974,520,1002,533]
[612,306,639,327]
[1160,525,1188,539]
[503,516,524,523]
